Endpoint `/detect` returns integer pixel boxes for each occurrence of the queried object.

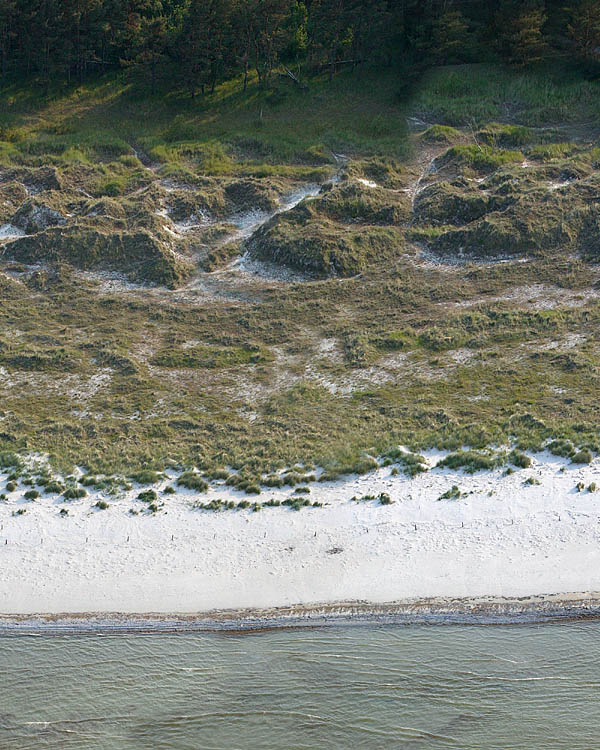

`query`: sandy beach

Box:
[1,450,600,618]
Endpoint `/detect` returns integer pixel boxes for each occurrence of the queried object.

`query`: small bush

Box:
[95,500,109,510]
[572,449,593,465]
[438,451,499,473]
[263,475,284,488]
[131,470,162,485]
[548,439,575,458]
[24,489,40,500]
[45,481,65,494]
[138,489,157,502]
[5,481,17,492]
[264,499,281,507]
[524,476,541,486]
[438,485,462,500]
[163,485,176,494]
[210,468,230,481]
[294,486,310,495]
[0,451,20,469]
[63,487,87,499]
[237,500,251,509]
[509,450,531,469]
[588,482,597,493]
[244,483,261,495]
[177,471,208,491]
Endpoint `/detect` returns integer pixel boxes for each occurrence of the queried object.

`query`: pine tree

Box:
[0,0,15,78]
[569,0,600,64]
[497,0,548,66]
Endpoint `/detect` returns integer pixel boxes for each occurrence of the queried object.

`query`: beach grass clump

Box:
[237,500,251,509]
[264,498,281,507]
[95,500,109,510]
[438,485,462,500]
[0,451,21,470]
[163,485,176,495]
[547,439,575,458]
[130,470,163,485]
[138,489,158,502]
[282,497,313,511]
[63,487,87,500]
[351,492,393,505]
[438,450,500,474]
[392,450,428,478]
[524,476,541,486]
[44,480,65,494]
[208,468,230,481]
[177,472,208,492]
[588,482,597,493]
[571,449,593,465]
[509,450,532,469]
[263,474,284,488]
[5,481,17,492]
[24,489,40,500]
[294,486,311,494]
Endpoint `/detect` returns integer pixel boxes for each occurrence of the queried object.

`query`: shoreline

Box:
[3,594,600,633]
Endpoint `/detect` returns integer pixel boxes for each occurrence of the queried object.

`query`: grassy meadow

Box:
[1,61,600,483]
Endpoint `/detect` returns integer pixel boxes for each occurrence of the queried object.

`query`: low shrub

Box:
[163,485,176,494]
[524,476,541,486]
[63,487,87,499]
[45,481,65,494]
[131,470,162,485]
[138,489,157,502]
[294,486,310,495]
[177,471,208,491]
[548,439,575,458]
[244,483,261,495]
[509,450,531,469]
[24,489,40,500]
[95,500,109,510]
[438,451,499,473]
[438,485,462,500]
[263,475,284,488]
[5,481,16,492]
[589,482,597,493]
[572,449,593,465]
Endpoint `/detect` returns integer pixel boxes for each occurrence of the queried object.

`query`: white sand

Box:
[1,451,600,615]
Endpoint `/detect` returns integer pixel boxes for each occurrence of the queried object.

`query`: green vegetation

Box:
[177,472,208,492]
[438,485,462,500]
[0,14,599,479]
[438,451,501,474]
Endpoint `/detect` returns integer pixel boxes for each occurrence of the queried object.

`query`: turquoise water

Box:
[1,622,598,749]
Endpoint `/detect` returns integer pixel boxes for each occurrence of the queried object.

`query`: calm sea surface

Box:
[1,622,598,749]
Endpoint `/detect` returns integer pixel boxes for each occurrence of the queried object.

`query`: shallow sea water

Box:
[1,622,598,749]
